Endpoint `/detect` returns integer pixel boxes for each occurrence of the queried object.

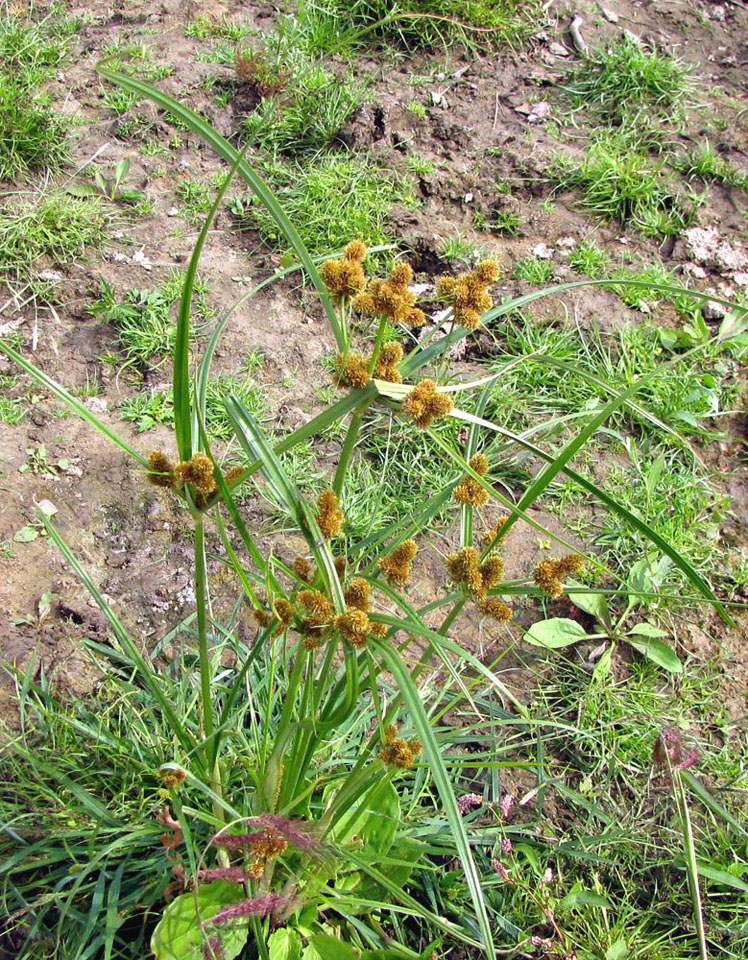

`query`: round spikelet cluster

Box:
[402,379,454,429]
[354,261,425,327]
[533,555,584,598]
[446,547,505,600]
[481,516,509,550]
[477,597,513,623]
[379,724,423,770]
[335,352,370,390]
[317,490,344,539]
[344,577,371,612]
[223,465,244,485]
[374,341,404,383]
[293,556,313,582]
[453,453,490,508]
[335,608,372,649]
[437,260,500,332]
[174,452,217,495]
[321,241,367,298]
[273,598,295,628]
[148,450,175,488]
[298,589,334,647]
[379,540,417,587]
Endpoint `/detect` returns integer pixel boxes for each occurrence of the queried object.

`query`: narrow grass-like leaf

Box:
[372,639,496,959]
[95,60,345,349]
[0,341,148,466]
[40,514,200,762]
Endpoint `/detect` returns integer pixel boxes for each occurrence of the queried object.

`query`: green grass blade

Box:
[0,340,148,467]
[373,639,496,958]
[95,59,345,349]
[40,513,200,762]
[223,395,346,610]
[174,142,249,462]
[451,407,730,621]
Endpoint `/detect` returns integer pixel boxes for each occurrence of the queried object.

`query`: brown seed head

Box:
[344,239,367,262]
[478,597,513,622]
[251,829,288,860]
[293,556,313,582]
[321,256,366,298]
[482,516,509,549]
[254,607,272,628]
[479,555,505,590]
[159,767,187,789]
[174,452,217,495]
[402,379,454,429]
[298,590,333,626]
[344,577,371,612]
[533,558,564,598]
[469,453,489,476]
[274,599,295,627]
[556,554,584,576]
[335,352,371,390]
[335,608,372,648]
[223,465,244,485]
[453,476,489,508]
[148,450,175,488]
[475,260,501,283]
[379,539,417,586]
[317,489,344,539]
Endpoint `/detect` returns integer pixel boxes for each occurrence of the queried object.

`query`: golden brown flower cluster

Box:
[247,828,288,880]
[355,262,426,327]
[273,598,295,628]
[175,452,217,494]
[481,516,509,550]
[533,555,584,598]
[402,379,454,429]
[379,724,423,770]
[437,260,500,332]
[148,450,245,505]
[453,453,490,508]
[379,540,417,587]
[298,589,334,649]
[373,341,404,383]
[335,608,372,649]
[293,556,313,582]
[477,596,513,623]
[335,352,370,390]
[317,490,344,539]
[148,450,176,488]
[159,767,187,790]
[321,240,367,298]
[446,547,505,600]
[344,576,371,611]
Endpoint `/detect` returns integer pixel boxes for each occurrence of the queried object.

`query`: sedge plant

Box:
[0,59,745,960]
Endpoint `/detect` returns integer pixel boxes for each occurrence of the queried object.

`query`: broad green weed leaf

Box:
[559,890,612,909]
[626,635,682,672]
[151,882,249,960]
[566,589,612,630]
[269,928,302,960]
[306,935,358,960]
[627,621,670,638]
[673,858,748,892]
[524,618,588,649]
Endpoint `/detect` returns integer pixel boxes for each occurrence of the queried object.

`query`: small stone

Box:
[532,242,553,259]
[711,5,726,21]
[557,236,577,249]
[168,206,178,216]
[549,41,570,57]
[703,299,726,320]
[601,8,619,23]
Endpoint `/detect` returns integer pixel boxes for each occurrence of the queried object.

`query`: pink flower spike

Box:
[500,793,515,817]
[202,936,225,960]
[543,867,554,884]
[675,748,699,771]
[502,837,513,854]
[212,831,265,852]
[457,793,483,814]
[255,815,329,858]
[198,867,250,883]
[210,893,293,925]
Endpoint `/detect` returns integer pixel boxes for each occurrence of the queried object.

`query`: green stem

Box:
[368,315,390,376]
[333,410,363,497]
[194,515,214,754]
[676,772,709,960]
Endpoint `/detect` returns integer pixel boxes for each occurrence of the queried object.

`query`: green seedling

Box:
[67,157,146,204]
[18,443,69,476]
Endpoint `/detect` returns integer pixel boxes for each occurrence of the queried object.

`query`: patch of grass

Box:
[185,13,253,41]
[568,238,609,278]
[0,191,108,285]
[550,138,703,236]
[305,0,545,50]
[566,35,691,124]
[235,153,416,256]
[91,274,213,370]
[406,153,436,176]
[675,140,748,190]
[439,232,491,264]
[514,255,554,284]
[242,61,363,155]
[175,177,213,224]
[0,9,80,179]
[121,372,267,441]
[490,208,522,236]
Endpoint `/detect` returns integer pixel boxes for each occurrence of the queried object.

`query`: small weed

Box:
[406,153,436,176]
[675,140,748,190]
[406,100,427,118]
[569,238,609,278]
[490,208,522,236]
[514,256,554,284]
[175,178,213,224]
[102,87,139,116]
[439,232,490,264]
[567,35,691,123]
[185,13,252,41]
[91,274,212,369]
